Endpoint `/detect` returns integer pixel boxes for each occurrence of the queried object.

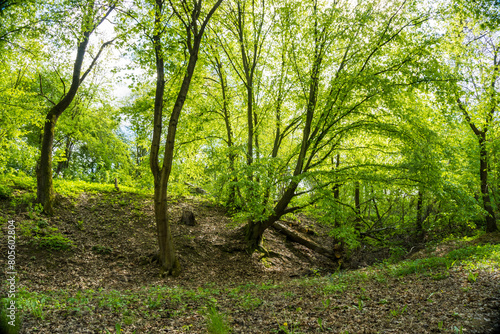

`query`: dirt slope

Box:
[0,190,499,333]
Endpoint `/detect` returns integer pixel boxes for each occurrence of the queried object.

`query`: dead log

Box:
[285,220,317,236]
[272,221,343,261]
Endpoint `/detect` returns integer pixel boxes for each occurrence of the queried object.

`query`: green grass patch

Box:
[0,297,22,333]
[54,179,148,198]
[388,243,500,277]
[206,307,232,334]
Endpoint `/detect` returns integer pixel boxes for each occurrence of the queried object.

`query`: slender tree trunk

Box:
[416,189,424,241]
[150,0,180,276]
[153,183,181,276]
[479,134,498,232]
[354,181,361,230]
[213,54,239,209]
[333,154,341,226]
[456,53,499,232]
[224,114,239,209]
[56,137,73,176]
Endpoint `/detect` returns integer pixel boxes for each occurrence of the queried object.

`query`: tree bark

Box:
[150,0,179,276]
[56,137,73,176]
[479,133,498,232]
[354,181,361,225]
[416,189,424,241]
[212,53,239,209]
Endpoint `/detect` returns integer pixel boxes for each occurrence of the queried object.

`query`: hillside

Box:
[0,181,499,333]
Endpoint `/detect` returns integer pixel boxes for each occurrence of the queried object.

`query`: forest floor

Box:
[0,181,500,333]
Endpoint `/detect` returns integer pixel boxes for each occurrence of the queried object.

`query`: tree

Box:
[240,0,433,252]
[445,0,499,232]
[36,1,116,214]
[149,0,222,275]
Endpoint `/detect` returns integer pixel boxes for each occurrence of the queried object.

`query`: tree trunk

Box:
[416,189,424,241]
[36,29,90,214]
[154,185,180,276]
[333,154,341,226]
[245,182,299,252]
[245,220,267,251]
[36,114,58,214]
[150,0,180,276]
[457,96,498,232]
[479,134,498,232]
[56,137,73,176]
[213,53,239,209]
[354,181,361,229]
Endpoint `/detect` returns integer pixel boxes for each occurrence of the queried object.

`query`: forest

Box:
[0,0,500,333]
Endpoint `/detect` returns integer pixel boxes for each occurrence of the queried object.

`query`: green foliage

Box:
[275,321,302,334]
[239,294,262,311]
[387,246,407,264]
[467,271,478,283]
[390,304,407,318]
[54,179,146,198]
[0,183,12,199]
[206,307,231,334]
[389,243,500,277]
[18,211,74,251]
[98,290,131,312]
[92,245,113,255]
[34,234,73,251]
[0,298,22,334]
[0,0,498,292]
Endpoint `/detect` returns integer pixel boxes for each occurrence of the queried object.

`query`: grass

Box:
[388,243,500,277]
[0,298,22,334]
[0,173,150,201]
[206,307,232,334]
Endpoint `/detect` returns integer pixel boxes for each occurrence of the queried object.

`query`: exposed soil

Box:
[0,190,499,333]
